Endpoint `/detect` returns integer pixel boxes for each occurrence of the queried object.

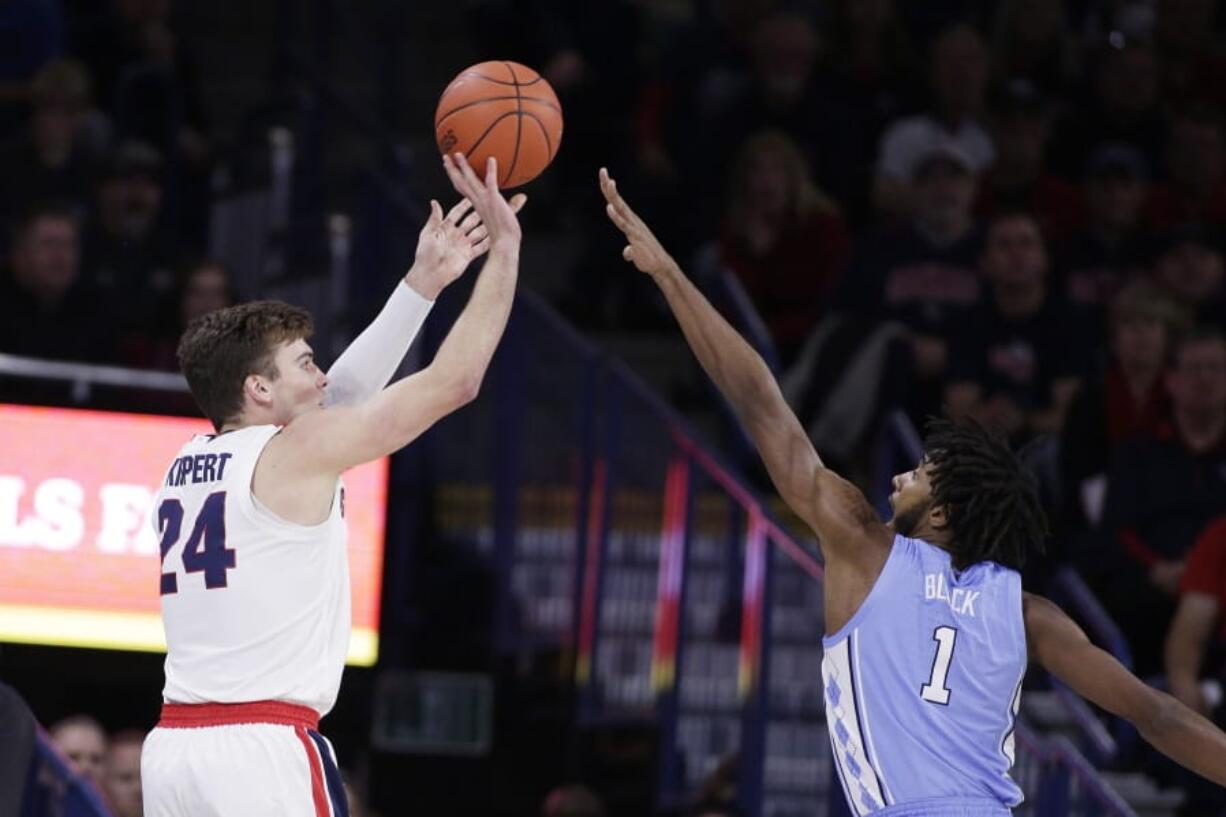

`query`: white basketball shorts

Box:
[141,701,349,817]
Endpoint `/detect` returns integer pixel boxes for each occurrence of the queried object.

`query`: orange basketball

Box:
[434,61,563,189]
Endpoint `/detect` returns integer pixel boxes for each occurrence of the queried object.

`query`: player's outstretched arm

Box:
[598,167,888,559]
[325,193,527,408]
[279,154,522,474]
[1025,592,1226,787]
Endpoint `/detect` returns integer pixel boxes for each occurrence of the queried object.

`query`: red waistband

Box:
[158,700,320,730]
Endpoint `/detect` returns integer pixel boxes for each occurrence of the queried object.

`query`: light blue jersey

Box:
[822,534,1026,816]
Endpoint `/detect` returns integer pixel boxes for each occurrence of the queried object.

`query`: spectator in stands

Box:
[1097,327,1226,675]
[815,0,916,220]
[103,729,142,817]
[1165,513,1226,814]
[0,203,114,363]
[945,212,1086,442]
[117,258,236,371]
[1167,514,1226,717]
[1059,281,1187,533]
[975,78,1082,242]
[715,130,850,365]
[783,139,980,469]
[834,140,981,413]
[0,59,102,240]
[541,784,605,817]
[1049,35,1163,179]
[1053,143,1151,330]
[1151,223,1226,328]
[988,0,1079,97]
[1154,0,1226,110]
[681,11,826,237]
[0,0,65,135]
[82,139,179,328]
[873,22,993,219]
[71,0,208,163]
[1146,104,1226,231]
[49,714,108,792]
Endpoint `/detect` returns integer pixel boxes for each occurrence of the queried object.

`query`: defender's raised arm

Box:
[598,167,888,563]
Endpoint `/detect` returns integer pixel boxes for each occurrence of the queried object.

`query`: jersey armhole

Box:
[823,535,916,646]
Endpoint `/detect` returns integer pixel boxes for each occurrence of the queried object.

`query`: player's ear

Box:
[928,503,948,529]
[244,373,274,408]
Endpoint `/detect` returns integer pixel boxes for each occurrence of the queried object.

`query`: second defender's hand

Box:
[599,167,677,279]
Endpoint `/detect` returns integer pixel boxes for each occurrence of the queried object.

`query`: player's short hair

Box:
[922,416,1047,571]
[177,300,313,430]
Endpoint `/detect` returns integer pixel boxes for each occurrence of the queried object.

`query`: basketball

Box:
[434,61,563,189]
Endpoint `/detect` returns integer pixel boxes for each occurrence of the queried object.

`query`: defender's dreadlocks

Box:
[922,416,1047,571]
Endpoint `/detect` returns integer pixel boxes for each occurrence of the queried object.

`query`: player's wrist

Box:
[404,264,446,300]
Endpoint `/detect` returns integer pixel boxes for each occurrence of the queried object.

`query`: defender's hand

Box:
[599,167,677,279]
[443,153,524,251]
[408,193,527,298]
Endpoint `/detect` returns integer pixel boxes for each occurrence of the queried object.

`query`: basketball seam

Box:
[524,111,554,162]
[463,111,518,162]
[434,95,561,130]
[460,71,543,87]
[504,61,523,186]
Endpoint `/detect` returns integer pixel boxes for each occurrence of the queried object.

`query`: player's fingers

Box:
[458,209,482,234]
[450,152,483,196]
[472,237,491,256]
[623,245,634,262]
[483,156,499,191]
[446,198,473,225]
[443,154,475,198]
[428,199,443,227]
[509,193,528,213]
[467,224,489,245]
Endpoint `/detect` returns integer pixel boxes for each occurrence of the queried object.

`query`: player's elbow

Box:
[434,369,482,412]
[1134,687,1178,740]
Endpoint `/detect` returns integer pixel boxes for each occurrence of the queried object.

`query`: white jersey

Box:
[152,425,350,716]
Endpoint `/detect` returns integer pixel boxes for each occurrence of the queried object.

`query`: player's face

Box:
[267,338,328,422]
[889,460,935,536]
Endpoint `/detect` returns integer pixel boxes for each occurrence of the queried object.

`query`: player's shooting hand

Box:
[443,153,523,252]
[408,193,527,298]
[600,167,677,279]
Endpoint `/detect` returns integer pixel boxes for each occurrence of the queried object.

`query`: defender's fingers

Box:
[428,199,444,226]
[458,210,482,234]
[467,224,489,244]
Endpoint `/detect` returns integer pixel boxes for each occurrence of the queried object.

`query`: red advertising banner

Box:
[0,404,387,665]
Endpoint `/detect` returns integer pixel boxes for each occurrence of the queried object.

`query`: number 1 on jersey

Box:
[920,626,958,705]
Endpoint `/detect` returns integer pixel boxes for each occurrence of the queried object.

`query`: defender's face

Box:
[268,338,327,423]
[889,460,935,535]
